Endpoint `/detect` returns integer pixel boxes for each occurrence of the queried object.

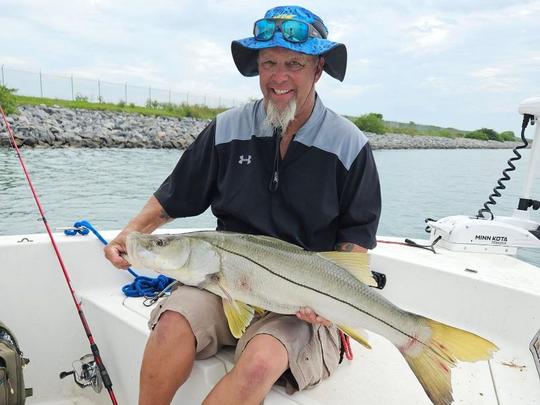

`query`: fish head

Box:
[126,232,191,272]
[125,231,221,286]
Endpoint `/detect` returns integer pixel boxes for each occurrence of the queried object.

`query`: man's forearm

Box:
[121,196,173,235]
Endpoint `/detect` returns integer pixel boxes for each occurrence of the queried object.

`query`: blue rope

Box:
[65,220,176,298]
[121,274,174,298]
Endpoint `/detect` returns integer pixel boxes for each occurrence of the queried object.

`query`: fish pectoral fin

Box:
[337,324,372,349]
[222,298,254,339]
[318,252,377,287]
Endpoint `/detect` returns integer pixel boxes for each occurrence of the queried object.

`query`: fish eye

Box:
[155,238,166,247]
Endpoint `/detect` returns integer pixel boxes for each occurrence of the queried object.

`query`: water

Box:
[1,147,539,266]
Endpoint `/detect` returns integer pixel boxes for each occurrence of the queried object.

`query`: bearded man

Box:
[105,5,381,405]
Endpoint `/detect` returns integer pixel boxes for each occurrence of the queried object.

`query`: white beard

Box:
[263,98,297,133]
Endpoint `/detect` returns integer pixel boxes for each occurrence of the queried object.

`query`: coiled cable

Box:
[477,114,534,219]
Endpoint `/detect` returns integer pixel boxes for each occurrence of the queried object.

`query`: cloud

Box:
[179,40,234,76]
[325,17,361,42]
[319,81,379,99]
[347,58,372,70]
[398,16,455,55]
[468,64,524,92]
[422,66,522,95]
[69,63,162,84]
[421,76,456,93]
[1,0,539,132]
[396,1,540,56]
[470,68,503,79]
[0,56,37,70]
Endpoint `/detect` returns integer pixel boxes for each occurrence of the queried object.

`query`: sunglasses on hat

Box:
[253,18,326,43]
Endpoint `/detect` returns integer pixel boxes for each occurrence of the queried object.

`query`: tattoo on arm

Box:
[159,209,171,220]
[335,242,368,253]
[336,242,356,252]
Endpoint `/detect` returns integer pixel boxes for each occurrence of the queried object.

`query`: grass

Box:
[384,125,463,138]
[9,91,519,141]
[13,95,226,120]
[347,115,518,141]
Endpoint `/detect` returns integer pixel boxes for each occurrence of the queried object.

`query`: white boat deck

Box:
[1,230,539,404]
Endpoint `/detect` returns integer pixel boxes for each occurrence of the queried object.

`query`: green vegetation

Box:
[463,127,517,142]
[478,128,498,140]
[465,130,489,141]
[13,95,226,120]
[8,93,519,141]
[0,85,18,115]
[499,131,517,141]
[384,120,464,138]
[351,112,517,142]
[353,113,386,134]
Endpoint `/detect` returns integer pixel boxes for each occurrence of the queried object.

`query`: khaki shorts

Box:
[148,284,341,392]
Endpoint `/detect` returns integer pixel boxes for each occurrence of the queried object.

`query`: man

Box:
[105,5,381,405]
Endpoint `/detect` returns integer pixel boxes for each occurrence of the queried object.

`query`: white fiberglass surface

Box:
[0,231,539,404]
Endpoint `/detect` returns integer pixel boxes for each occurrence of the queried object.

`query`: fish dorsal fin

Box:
[317,252,376,286]
[337,324,372,349]
[222,298,254,339]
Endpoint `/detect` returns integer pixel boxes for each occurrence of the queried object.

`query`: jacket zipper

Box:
[269,127,282,192]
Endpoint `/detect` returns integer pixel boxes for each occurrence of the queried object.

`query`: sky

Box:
[1,0,540,133]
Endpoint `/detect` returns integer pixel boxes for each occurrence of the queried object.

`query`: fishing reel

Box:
[59,353,103,393]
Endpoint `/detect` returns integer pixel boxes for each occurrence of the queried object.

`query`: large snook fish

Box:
[126,230,497,405]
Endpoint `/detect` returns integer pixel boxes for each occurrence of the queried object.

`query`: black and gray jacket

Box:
[155,96,381,251]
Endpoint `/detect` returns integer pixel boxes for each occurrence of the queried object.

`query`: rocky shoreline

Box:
[0,105,526,150]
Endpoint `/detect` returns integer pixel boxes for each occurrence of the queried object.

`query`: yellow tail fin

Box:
[401,318,498,405]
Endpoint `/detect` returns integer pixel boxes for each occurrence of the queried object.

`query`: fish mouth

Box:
[125,232,160,270]
[125,232,144,267]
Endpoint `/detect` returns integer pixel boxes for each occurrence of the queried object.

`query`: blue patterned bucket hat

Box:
[231,6,347,81]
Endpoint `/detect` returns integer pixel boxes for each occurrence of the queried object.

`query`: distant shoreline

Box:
[366,132,526,150]
[0,105,527,150]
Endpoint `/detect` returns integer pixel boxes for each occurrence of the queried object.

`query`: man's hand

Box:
[103,196,172,270]
[295,242,368,326]
[104,233,131,269]
[296,306,331,327]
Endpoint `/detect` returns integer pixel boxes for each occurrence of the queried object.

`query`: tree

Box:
[499,131,516,141]
[477,128,499,141]
[354,113,385,134]
[0,85,18,115]
[465,130,489,141]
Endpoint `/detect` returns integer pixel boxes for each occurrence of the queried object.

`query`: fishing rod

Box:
[0,105,118,405]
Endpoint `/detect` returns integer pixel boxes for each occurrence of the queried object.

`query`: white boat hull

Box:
[1,229,539,404]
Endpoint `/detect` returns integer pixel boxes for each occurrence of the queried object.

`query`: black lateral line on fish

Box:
[214,244,439,354]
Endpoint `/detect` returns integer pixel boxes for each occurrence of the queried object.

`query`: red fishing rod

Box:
[0,105,118,405]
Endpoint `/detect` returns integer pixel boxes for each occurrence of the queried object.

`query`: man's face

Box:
[258,47,322,114]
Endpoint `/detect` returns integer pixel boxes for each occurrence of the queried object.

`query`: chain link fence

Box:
[0,65,242,109]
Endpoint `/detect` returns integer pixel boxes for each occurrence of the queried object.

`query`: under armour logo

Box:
[238,155,252,165]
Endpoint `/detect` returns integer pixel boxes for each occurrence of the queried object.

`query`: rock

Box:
[0,105,527,150]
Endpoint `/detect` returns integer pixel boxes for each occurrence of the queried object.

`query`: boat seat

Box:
[79,289,232,404]
[78,288,508,404]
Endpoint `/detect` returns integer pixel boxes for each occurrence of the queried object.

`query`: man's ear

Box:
[314,56,325,82]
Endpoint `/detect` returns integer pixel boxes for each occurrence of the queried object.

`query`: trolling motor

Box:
[59,354,103,393]
[427,97,540,255]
